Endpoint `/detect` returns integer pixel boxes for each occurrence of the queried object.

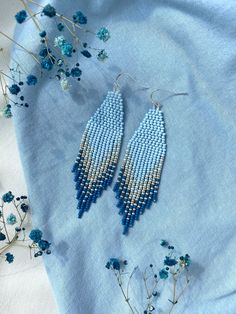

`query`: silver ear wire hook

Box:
[150,89,188,109]
[113,72,150,92]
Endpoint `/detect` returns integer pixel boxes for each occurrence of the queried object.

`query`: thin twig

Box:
[114,270,136,314]
[13,200,23,223]
[0,204,10,243]
[0,74,8,105]
[175,269,190,301]
[0,31,40,64]
[0,71,17,83]
[0,204,27,256]
[20,0,41,31]
[127,266,138,301]
[168,275,177,314]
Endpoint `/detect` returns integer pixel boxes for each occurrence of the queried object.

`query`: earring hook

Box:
[150,89,188,109]
[113,72,150,92]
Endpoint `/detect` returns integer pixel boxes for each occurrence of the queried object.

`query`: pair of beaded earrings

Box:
[72,73,187,235]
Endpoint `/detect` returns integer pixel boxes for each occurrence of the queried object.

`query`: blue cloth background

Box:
[12,0,236,313]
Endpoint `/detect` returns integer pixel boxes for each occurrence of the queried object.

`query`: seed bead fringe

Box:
[72,91,124,218]
[114,108,166,235]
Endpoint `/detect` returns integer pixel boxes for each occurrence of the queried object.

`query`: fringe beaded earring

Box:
[114,89,188,235]
[72,79,124,218]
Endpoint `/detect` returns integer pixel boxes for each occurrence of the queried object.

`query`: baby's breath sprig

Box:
[105,241,192,314]
[0,191,51,264]
[0,1,111,117]
[0,52,38,117]
[105,259,137,314]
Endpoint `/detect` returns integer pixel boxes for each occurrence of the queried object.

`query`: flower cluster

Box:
[2,191,15,203]
[0,67,37,118]
[29,229,51,257]
[73,11,87,24]
[96,27,110,42]
[158,240,191,284]
[0,191,51,264]
[105,258,128,271]
[42,4,56,18]
[105,240,191,314]
[15,10,27,24]
[1,2,111,118]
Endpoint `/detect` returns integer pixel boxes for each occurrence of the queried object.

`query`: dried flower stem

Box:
[0,71,18,83]
[13,200,23,223]
[0,203,10,243]
[177,270,190,300]
[126,267,137,302]
[61,19,80,43]
[0,74,8,105]
[168,269,190,314]
[0,200,27,255]
[0,31,40,64]
[168,275,177,314]
[0,234,19,254]
[113,269,136,314]
[142,267,158,312]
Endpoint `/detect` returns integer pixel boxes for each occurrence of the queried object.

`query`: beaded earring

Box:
[114,89,188,235]
[72,78,124,218]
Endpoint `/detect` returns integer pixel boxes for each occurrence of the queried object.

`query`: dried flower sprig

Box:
[0,191,51,264]
[0,0,110,117]
[0,52,38,118]
[105,240,191,314]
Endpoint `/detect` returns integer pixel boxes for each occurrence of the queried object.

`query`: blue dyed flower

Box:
[5,252,14,263]
[96,27,110,42]
[15,10,27,24]
[41,58,53,71]
[57,23,64,31]
[179,254,191,267]
[26,74,38,86]
[21,203,29,213]
[39,30,47,38]
[105,258,121,270]
[54,35,66,48]
[29,229,43,243]
[6,213,17,225]
[159,269,168,279]
[73,11,87,24]
[8,84,20,95]
[0,232,6,241]
[71,67,82,77]
[2,104,12,118]
[38,239,51,251]
[42,4,56,17]
[81,50,92,58]
[54,36,73,57]
[61,43,73,57]
[164,256,178,267]
[2,191,14,203]
[160,239,168,247]
[39,47,50,58]
[97,49,108,62]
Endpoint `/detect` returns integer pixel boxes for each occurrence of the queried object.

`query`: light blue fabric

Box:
[12,0,236,313]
